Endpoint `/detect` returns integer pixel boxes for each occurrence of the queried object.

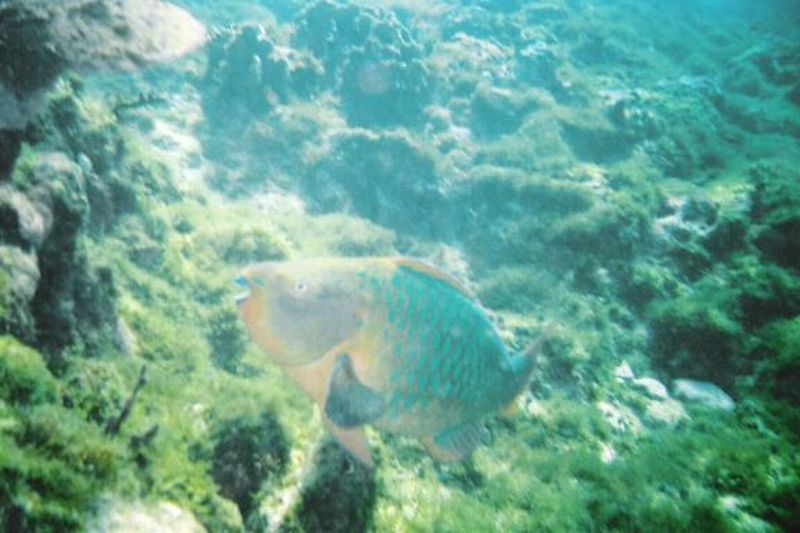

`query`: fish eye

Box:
[294,280,309,294]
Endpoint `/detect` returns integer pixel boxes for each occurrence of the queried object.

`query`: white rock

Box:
[718,495,774,532]
[673,379,735,411]
[634,377,669,399]
[596,401,643,434]
[599,442,617,463]
[77,153,93,175]
[645,398,689,427]
[89,500,205,533]
[613,361,635,381]
[524,397,546,418]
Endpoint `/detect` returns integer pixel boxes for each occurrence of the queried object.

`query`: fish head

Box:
[235,259,365,367]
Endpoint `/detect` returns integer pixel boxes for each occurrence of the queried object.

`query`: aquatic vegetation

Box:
[305,130,442,235]
[0,0,798,529]
[0,336,58,406]
[749,317,800,404]
[0,338,126,530]
[207,410,289,520]
[279,439,377,532]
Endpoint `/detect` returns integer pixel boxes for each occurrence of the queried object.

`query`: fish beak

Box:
[233,275,251,307]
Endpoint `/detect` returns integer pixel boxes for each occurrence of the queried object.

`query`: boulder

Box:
[293,0,432,127]
[89,500,205,533]
[0,0,205,129]
[644,398,689,427]
[633,376,669,400]
[672,379,735,411]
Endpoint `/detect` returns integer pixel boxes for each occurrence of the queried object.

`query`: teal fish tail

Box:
[507,325,552,398]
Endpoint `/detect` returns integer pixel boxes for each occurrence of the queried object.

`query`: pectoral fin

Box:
[324,353,386,428]
[422,421,487,462]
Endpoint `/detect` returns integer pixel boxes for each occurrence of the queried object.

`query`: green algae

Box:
[0,338,128,530]
[0,337,58,406]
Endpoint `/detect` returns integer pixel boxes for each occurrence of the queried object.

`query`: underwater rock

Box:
[749,165,800,272]
[207,305,248,374]
[613,361,635,381]
[608,362,688,427]
[280,439,377,532]
[633,376,669,400]
[0,0,205,129]
[0,246,39,305]
[430,33,517,96]
[560,121,632,165]
[652,195,723,279]
[62,359,127,426]
[202,24,322,124]
[601,89,661,143]
[0,83,49,131]
[306,129,443,236]
[210,411,289,521]
[0,130,23,179]
[672,379,735,411]
[89,500,205,533]
[0,184,54,249]
[469,84,540,138]
[293,0,432,127]
[747,43,800,88]
[788,82,800,107]
[440,4,522,44]
[516,40,570,99]
[0,335,58,406]
[596,401,643,435]
[643,397,689,427]
[0,152,121,361]
[0,245,39,343]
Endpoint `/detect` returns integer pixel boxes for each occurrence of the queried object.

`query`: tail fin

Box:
[502,324,554,416]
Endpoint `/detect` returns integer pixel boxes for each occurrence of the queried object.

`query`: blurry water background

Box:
[1,0,799,531]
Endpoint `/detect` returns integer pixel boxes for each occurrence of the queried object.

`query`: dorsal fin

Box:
[390,257,473,298]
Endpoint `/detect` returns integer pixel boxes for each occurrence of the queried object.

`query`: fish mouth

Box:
[233,275,251,306]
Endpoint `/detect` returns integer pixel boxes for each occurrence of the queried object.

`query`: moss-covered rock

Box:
[469,84,541,138]
[0,342,124,530]
[748,317,800,405]
[207,304,249,374]
[749,163,800,272]
[281,439,377,532]
[0,336,58,405]
[62,358,127,426]
[209,410,289,520]
[293,0,433,127]
[647,278,745,388]
[306,129,443,236]
[203,24,323,126]
[0,245,39,343]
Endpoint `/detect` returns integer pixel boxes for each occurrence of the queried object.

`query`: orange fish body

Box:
[236,257,543,466]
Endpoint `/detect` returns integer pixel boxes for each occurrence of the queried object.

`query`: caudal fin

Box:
[502,324,554,415]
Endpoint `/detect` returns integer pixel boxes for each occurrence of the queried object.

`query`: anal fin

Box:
[422,421,487,462]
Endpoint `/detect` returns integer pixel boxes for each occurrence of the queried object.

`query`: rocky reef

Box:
[1,0,799,530]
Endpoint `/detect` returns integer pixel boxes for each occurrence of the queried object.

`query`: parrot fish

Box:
[235,256,545,466]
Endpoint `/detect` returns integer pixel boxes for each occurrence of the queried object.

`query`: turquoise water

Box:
[1,0,799,530]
